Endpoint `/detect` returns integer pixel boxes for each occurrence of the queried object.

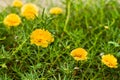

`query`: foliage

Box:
[0,0,120,79]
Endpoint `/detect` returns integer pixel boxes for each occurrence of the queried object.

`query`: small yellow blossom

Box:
[30,29,54,47]
[104,26,109,29]
[49,7,63,15]
[3,13,21,28]
[70,48,88,61]
[12,0,23,8]
[101,54,118,68]
[21,3,39,20]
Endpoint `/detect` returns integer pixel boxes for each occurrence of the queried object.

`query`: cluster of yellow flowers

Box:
[3,0,63,48]
[30,29,54,47]
[70,48,118,68]
[3,0,63,28]
[3,0,119,69]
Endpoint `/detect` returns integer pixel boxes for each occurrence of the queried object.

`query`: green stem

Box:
[37,46,40,54]
[81,60,93,80]
[63,0,71,32]
[53,18,59,33]
[88,30,105,52]
[37,46,41,62]
[100,0,105,24]
[11,38,28,55]
[92,65,103,79]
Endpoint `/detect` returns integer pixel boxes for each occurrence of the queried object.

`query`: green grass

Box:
[0,0,120,80]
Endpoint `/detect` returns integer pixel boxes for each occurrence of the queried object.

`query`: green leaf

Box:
[0,37,6,41]
[108,41,120,47]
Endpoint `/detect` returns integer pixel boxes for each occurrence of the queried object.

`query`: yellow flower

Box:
[101,54,118,68]
[21,3,39,20]
[104,26,109,29]
[12,0,23,8]
[30,29,54,47]
[49,7,63,15]
[3,13,21,28]
[70,48,88,61]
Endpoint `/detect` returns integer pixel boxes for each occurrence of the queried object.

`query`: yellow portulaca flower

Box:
[12,0,23,8]
[49,7,63,15]
[30,29,54,47]
[3,13,21,28]
[70,48,88,61]
[21,3,39,20]
[101,54,118,68]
